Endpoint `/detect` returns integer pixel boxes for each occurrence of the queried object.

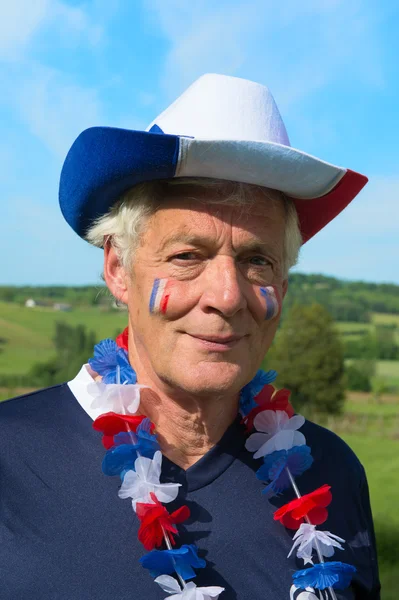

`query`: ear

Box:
[103,239,129,305]
[282,279,289,299]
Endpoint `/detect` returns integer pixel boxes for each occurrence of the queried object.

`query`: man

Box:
[0,74,380,599]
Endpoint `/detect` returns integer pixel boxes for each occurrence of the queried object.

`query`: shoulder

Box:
[302,418,362,461]
[301,418,366,488]
[0,384,71,433]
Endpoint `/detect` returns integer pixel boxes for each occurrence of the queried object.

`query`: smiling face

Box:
[107,186,288,398]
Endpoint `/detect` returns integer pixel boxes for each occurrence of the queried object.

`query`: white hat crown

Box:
[147,73,290,146]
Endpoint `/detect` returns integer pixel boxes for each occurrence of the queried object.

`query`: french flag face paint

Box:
[259,285,281,321]
[149,278,172,314]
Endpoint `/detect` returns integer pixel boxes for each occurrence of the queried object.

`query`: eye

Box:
[248,256,271,266]
[172,252,199,261]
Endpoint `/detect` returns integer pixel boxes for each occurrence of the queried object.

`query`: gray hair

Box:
[86,178,302,277]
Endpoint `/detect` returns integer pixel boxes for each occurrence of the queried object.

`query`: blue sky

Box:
[1,0,398,285]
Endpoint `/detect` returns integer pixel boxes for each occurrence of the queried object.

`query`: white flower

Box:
[288,523,345,564]
[245,410,306,459]
[118,451,181,510]
[290,585,319,600]
[155,575,224,599]
[88,381,143,414]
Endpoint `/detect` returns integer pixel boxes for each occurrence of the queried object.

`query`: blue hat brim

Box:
[59,126,180,238]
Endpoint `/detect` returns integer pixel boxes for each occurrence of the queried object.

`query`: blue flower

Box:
[88,339,136,384]
[140,544,206,580]
[239,369,278,416]
[102,444,138,476]
[292,561,356,591]
[115,418,159,451]
[256,445,313,496]
[104,419,160,475]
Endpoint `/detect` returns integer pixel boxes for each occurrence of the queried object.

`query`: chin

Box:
[172,360,250,397]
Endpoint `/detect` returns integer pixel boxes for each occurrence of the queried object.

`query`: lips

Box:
[190,334,245,343]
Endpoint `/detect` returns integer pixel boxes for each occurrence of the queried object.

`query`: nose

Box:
[199,256,247,317]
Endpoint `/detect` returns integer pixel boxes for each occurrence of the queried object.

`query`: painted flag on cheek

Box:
[259,285,281,321]
[149,278,172,314]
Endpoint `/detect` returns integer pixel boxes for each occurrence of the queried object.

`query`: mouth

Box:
[186,333,247,351]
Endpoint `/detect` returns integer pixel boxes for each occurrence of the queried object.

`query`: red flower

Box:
[136,493,190,550]
[273,484,332,530]
[116,327,129,351]
[242,385,295,432]
[93,412,153,449]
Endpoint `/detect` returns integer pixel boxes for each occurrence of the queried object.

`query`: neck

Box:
[138,387,239,470]
[128,345,239,470]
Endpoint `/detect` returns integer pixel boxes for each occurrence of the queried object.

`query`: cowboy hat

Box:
[59,73,367,243]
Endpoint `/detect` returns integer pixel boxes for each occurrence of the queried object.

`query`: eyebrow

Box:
[158,232,280,256]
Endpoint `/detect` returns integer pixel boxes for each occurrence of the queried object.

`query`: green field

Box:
[344,359,399,390]
[345,398,399,417]
[341,433,399,600]
[337,314,399,345]
[372,313,399,326]
[0,301,128,374]
[342,433,399,526]
[336,321,373,334]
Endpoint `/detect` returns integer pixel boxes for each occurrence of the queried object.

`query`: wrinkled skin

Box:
[105,186,288,401]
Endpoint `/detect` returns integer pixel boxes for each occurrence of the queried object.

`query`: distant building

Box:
[25,298,48,308]
[53,303,72,312]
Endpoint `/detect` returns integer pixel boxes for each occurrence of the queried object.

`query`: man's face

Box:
[121,187,288,397]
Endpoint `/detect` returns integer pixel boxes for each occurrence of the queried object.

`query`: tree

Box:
[374,325,399,360]
[345,361,375,392]
[267,303,345,415]
[28,322,97,386]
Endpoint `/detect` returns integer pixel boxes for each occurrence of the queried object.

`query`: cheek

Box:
[148,278,195,317]
[149,278,172,315]
[256,285,282,321]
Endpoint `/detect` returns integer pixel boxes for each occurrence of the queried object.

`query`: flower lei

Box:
[88,328,356,600]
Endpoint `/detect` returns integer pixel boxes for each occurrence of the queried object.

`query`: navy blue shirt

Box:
[0,385,380,599]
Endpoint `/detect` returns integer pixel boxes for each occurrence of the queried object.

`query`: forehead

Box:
[143,185,286,249]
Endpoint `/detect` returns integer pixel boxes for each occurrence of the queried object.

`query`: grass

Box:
[336,314,399,345]
[336,321,373,335]
[341,433,399,525]
[340,433,399,600]
[372,313,399,326]
[0,301,128,374]
[377,360,399,377]
[0,387,36,402]
[345,400,399,418]
[376,360,399,391]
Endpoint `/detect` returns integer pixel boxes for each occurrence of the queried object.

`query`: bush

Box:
[345,362,373,392]
[25,322,96,387]
[268,303,345,415]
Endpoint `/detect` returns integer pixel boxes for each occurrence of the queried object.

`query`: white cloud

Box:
[0,0,105,158]
[0,0,102,61]
[50,2,103,46]
[147,0,384,111]
[0,1,48,61]
[138,91,157,107]
[15,63,103,158]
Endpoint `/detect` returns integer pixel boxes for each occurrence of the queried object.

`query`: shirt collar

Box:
[68,364,104,420]
[68,364,247,491]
